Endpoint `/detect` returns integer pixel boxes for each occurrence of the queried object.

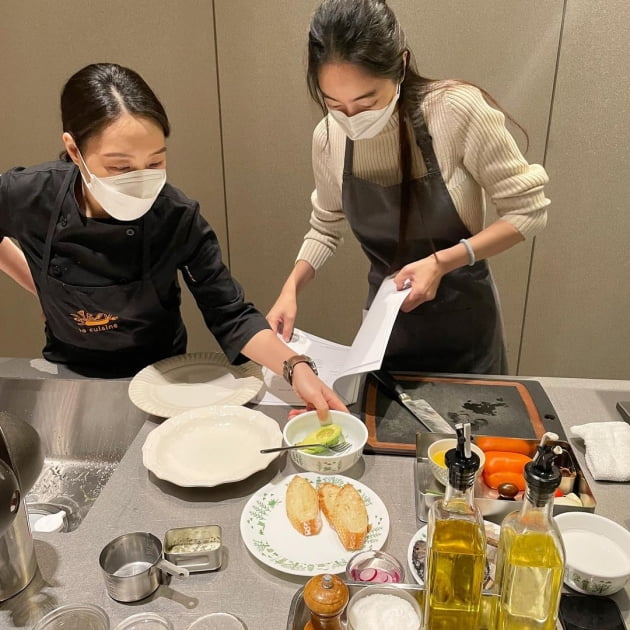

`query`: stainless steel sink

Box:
[0,377,149,531]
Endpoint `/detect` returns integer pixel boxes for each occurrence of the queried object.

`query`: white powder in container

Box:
[348,593,420,630]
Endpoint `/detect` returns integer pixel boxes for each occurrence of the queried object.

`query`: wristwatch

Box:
[282,354,318,386]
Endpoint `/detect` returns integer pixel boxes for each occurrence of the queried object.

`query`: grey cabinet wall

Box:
[1,1,628,379]
[519,0,630,379]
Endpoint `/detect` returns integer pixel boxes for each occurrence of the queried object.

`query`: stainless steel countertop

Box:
[0,357,629,629]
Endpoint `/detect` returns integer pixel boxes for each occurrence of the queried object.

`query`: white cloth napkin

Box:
[571,422,630,482]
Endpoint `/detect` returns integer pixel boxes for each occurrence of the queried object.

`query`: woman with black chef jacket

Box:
[0,63,345,416]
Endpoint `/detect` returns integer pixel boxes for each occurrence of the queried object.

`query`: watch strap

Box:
[282,354,317,385]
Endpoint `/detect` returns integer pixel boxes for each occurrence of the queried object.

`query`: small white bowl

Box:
[346,585,422,630]
[426,438,485,486]
[283,410,367,474]
[555,512,630,595]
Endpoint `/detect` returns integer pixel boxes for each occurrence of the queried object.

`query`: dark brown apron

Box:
[341,109,507,374]
[38,170,184,371]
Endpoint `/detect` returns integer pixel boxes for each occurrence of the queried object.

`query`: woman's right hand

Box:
[266,291,298,342]
[290,362,349,420]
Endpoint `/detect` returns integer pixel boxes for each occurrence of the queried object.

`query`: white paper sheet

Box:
[255,277,410,405]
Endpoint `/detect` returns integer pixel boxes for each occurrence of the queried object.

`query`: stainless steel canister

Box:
[0,499,39,602]
[99,532,188,603]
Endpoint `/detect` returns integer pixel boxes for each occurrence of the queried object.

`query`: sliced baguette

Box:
[318,483,341,530]
[286,476,322,536]
[332,484,369,551]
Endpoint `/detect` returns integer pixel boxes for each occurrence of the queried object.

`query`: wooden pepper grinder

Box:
[303,573,349,630]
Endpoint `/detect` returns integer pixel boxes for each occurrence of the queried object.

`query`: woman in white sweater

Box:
[267,0,549,374]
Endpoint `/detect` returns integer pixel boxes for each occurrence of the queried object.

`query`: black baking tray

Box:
[359,373,564,456]
[287,582,498,629]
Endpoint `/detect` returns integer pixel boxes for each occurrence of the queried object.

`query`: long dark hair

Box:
[307,0,526,269]
[60,63,170,161]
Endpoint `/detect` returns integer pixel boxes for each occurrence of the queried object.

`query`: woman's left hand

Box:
[393,255,445,312]
[290,362,349,422]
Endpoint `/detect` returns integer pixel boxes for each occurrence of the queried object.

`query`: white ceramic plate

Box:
[142,406,282,487]
[407,520,501,586]
[240,472,390,576]
[129,352,263,417]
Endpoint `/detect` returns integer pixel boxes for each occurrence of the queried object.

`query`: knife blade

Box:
[370,370,456,434]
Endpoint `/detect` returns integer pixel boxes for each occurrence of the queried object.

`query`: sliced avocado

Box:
[298,424,343,454]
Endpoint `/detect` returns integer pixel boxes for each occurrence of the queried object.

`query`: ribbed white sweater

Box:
[297,83,550,270]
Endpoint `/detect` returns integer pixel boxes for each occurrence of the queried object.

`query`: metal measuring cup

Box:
[99,531,189,603]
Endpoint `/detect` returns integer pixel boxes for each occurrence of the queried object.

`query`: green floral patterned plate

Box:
[239,472,390,576]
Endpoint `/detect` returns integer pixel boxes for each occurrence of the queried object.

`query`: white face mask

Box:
[76,150,166,221]
[328,83,401,141]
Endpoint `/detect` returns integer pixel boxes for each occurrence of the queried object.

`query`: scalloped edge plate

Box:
[129,352,263,417]
[142,406,282,487]
[240,472,390,576]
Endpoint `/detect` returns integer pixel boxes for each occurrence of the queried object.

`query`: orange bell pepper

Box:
[474,436,532,455]
[483,451,532,476]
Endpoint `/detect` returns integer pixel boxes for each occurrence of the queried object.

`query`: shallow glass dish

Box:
[345,549,404,583]
[186,613,247,629]
[114,613,174,630]
[114,613,173,630]
[32,604,109,630]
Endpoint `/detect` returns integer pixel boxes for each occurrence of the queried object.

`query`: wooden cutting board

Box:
[357,373,564,456]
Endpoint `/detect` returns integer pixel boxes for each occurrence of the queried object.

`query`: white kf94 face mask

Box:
[76,149,166,221]
[328,82,401,141]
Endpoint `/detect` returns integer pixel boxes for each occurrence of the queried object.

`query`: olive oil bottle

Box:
[424,423,486,630]
[493,433,565,630]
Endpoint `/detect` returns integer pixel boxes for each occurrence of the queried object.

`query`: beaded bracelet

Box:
[459,238,476,266]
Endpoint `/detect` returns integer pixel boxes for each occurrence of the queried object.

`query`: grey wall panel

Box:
[214,0,368,345]
[216,0,563,369]
[0,0,224,357]
[520,0,630,379]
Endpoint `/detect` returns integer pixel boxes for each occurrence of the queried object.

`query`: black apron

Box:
[38,170,185,372]
[342,110,507,374]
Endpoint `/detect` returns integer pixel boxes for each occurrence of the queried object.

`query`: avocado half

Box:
[298,424,343,454]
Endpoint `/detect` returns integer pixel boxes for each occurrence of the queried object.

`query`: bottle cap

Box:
[525,432,562,497]
[445,423,479,489]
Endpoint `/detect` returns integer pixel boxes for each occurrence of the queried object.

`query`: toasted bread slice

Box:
[286,476,322,536]
[318,483,341,530]
[332,484,369,551]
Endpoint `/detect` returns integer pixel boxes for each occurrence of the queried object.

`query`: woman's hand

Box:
[290,362,348,421]
[266,290,298,342]
[267,260,315,342]
[393,255,445,312]
[241,329,348,422]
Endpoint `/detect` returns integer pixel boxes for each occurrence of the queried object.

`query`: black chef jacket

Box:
[0,161,269,376]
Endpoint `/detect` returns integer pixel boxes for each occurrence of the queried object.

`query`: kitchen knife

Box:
[370,370,456,434]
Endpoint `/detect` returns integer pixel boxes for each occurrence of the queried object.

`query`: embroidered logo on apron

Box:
[70,310,119,334]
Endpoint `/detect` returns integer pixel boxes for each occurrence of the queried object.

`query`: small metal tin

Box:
[164,525,222,572]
